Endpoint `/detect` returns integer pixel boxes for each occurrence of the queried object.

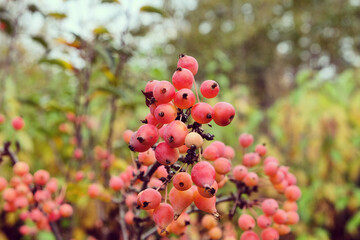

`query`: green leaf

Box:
[47,12,67,20]
[140,6,166,17]
[39,58,75,71]
[31,35,48,49]
[346,211,360,234]
[37,231,55,240]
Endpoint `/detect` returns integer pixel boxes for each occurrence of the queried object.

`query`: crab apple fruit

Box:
[178,144,189,154]
[262,199,279,216]
[163,120,188,148]
[264,161,279,176]
[213,157,232,175]
[153,203,175,231]
[145,80,160,92]
[261,227,279,240]
[224,146,235,159]
[193,189,218,217]
[244,172,259,187]
[46,179,58,193]
[109,176,124,191]
[125,210,135,225]
[137,188,161,210]
[210,141,226,157]
[144,113,159,126]
[3,188,16,202]
[273,209,288,224]
[88,184,101,198]
[201,214,218,230]
[172,67,194,90]
[203,145,220,161]
[34,170,50,186]
[270,170,285,184]
[238,214,256,231]
[0,177,7,191]
[153,81,176,104]
[173,172,192,191]
[255,144,267,156]
[73,148,84,159]
[185,132,203,148]
[13,162,30,176]
[138,148,156,166]
[264,156,279,165]
[191,161,216,188]
[283,200,298,212]
[200,80,220,99]
[232,165,248,181]
[240,231,259,240]
[174,89,196,109]
[155,142,180,165]
[285,185,302,201]
[12,116,25,130]
[191,102,214,124]
[129,124,159,152]
[286,211,300,225]
[274,224,291,235]
[243,153,261,167]
[212,102,235,126]
[154,103,177,124]
[239,133,254,148]
[177,54,198,75]
[198,181,218,198]
[257,215,272,229]
[208,227,222,240]
[286,173,297,186]
[169,187,194,218]
[59,204,73,218]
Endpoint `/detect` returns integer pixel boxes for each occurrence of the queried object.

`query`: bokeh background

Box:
[1,0,360,239]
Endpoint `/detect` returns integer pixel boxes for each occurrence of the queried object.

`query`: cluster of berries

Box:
[0,114,25,130]
[0,162,73,236]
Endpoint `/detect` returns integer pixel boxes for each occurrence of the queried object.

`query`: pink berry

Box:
[174,89,196,109]
[88,184,101,198]
[243,153,261,167]
[244,172,259,187]
[285,185,301,201]
[238,213,256,231]
[212,102,235,126]
[191,102,214,124]
[257,215,272,229]
[239,133,253,148]
[154,103,177,124]
[172,67,194,90]
[273,209,287,224]
[255,144,267,156]
[13,162,30,176]
[200,80,219,98]
[59,203,73,217]
[177,54,198,75]
[191,161,216,188]
[109,176,124,191]
[34,170,50,186]
[261,199,279,216]
[232,165,248,181]
[12,116,25,130]
[264,161,279,176]
[153,81,176,104]
[240,231,259,240]
[261,227,279,240]
[0,177,7,191]
[145,80,160,92]
[155,142,179,165]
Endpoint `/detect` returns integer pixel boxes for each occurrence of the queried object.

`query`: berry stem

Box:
[193,80,200,103]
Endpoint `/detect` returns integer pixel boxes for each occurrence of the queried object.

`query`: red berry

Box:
[200,80,219,98]
[174,89,196,109]
[109,176,124,191]
[255,144,267,156]
[154,103,177,124]
[137,188,161,210]
[177,54,198,75]
[59,204,73,218]
[239,133,254,148]
[191,161,216,188]
[12,116,25,130]
[172,67,194,90]
[145,80,160,92]
[155,142,179,165]
[0,114,5,124]
[261,199,279,216]
[153,81,176,104]
[213,102,235,126]
[163,120,188,148]
[238,213,256,231]
[129,124,159,152]
[191,102,214,124]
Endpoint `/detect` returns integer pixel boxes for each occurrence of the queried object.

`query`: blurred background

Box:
[0,0,360,239]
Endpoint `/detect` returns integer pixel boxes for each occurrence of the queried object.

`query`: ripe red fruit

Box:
[255,144,267,156]
[198,181,218,198]
[59,204,73,217]
[273,209,288,224]
[123,130,133,144]
[129,124,159,152]
[144,113,159,126]
[172,67,194,90]
[173,172,192,191]
[153,203,175,231]
[73,148,84,159]
[154,103,177,124]
[223,146,235,159]
[285,185,301,201]
[191,161,216,188]
[12,116,25,130]
[212,102,235,126]
[261,199,279,216]
[34,170,50,186]
[3,188,16,202]
[238,214,256,231]
[202,145,220,161]
[177,54,198,75]
[243,153,261,167]
[109,176,124,191]
[257,215,272,229]
[174,89,196,109]
[200,80,219,98]
[88,184,101,198]
[138,148,156,166]
[244,172,259,187]
[191,102,214,124]
[163,120,188,148]
[137,188,161,210]
[208,227,222,240]
[232,165,248,181]
[153,81,176,103]
[193,189,218,216]
[261,227,279,240]
[286,211,300,225]
[145,80,160,92]
[213,157,232,175]
[169,187,193,217]
[185,132,203,148]
[210,141,226,157]
[264,161,279,176]
[13,162,30,176]
[239,133,254,148]
[155,142,179,165]
[240,231,259,240]
[0,177,7,191]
